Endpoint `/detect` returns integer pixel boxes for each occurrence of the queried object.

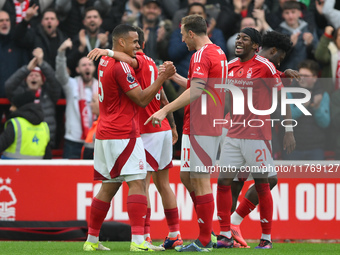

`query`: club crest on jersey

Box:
[246,68,252,78]
[139,159,144,170]
[127,73,135,83]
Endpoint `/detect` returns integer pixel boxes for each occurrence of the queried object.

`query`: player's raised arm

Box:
[145,78,205,127]
[87,48,138,68]
[126,61,176,108]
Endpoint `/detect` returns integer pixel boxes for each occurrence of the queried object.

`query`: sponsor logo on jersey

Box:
[228,71,234,77]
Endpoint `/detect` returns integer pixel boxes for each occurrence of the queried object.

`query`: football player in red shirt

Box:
[88,27,183,249]
[83,24,175,252]
[229,31,300,248]
[216,28,295,249]
[145,15,227,252]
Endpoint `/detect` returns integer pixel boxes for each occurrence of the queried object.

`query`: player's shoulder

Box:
[254,55,277,75]
[115,60,134,73]
[228,57,239,66]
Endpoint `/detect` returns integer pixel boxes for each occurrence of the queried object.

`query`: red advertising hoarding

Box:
[0,160,339,240]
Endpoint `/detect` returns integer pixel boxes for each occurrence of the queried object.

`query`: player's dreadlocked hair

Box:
[262,31,292,54]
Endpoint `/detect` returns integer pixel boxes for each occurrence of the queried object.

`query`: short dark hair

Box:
[84,7,101,19]
[262,31,292,53]
[282,1,301,11]
[134,26,145,47]
[112,24,138,43]
[187,3,206,15]
[42,8,58,20]
[298,59,319,76]
[181,15,207,35]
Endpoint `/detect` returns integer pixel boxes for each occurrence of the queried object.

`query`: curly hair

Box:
[261,31,292,53]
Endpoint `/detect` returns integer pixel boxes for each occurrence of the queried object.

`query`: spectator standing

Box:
[284,60,330,160]
[314,26,340,94]
[81,93,99,160]
[13,8,67,70]
[67,7,109,77]
[172,0,220,31]
[0,10,31,98]
[133,0,171,63]
[267,0,317,31]
[0,91,50,159]
[55,0,111,38]
[56,38,98,159]
[168,3,226,87]
[276,1,318,71]
[0,0,40,27]
[5,47,60,147]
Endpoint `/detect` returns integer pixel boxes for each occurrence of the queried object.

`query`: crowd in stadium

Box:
[0,0,340,160]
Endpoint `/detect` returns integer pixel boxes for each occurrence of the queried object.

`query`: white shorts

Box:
[181,134,221,173]
[220,137,275,178]
[94,137,147,183]
[141,130,173,172]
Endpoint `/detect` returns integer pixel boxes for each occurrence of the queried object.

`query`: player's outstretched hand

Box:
[144,108,167,127]
[160,61,176,80]
[88,48,108,61]
[283,132,296,154]
[284,69,300,82]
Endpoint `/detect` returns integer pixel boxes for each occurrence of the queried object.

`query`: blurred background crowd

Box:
[0,0,340,160]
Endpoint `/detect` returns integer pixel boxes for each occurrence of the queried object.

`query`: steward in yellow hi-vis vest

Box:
[0,91,51,159]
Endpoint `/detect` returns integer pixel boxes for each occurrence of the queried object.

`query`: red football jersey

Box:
[183,44,227,136]
[135,52,171,134]
[96,56,141,139]
[227,54,283,141]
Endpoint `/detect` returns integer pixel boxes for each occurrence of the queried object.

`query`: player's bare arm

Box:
[87,48,138,68]
[126,61,175,108]
[158,65,188,88]
[145,78,206,127]
[278,90,296,154]
[160,89,178,144]
[171,73,188,88]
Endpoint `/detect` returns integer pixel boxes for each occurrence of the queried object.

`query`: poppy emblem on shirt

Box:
[237,68,244,77]
[127,73,135,83]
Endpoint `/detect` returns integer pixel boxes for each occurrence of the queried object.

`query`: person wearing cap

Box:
[5,47,61,148]
[0,91,51,159]
[216,27,295,249]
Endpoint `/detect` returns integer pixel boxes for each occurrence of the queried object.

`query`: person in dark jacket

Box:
[0,91,51,159]
[55,0,111,38]
[5,48,61,147]
[12,8,67,70]
[0,10,31,98]
[168,3,226,88]
[283,59,330,160]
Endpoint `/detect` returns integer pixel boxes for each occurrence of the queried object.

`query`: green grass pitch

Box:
[0,241,340,254]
